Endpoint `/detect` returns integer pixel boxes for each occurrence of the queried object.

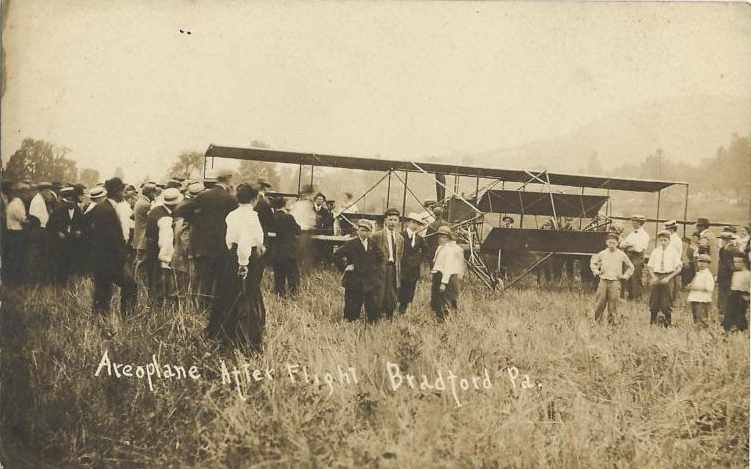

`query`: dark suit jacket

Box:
[370,228,404,283]
[271,209,301,261]
[255,197,275,244]
[48,204,85,251]
[333,238,384,292]
[174,186,237,258]
[401,230,427,282]
[314,205,334,232]
[88,200,128,275]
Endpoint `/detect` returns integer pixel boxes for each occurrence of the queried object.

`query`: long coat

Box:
[88,200,128,275]
[47,204,86,258]
[174,186,237,258]
[271,209,301,261]
[370,228,404,284]
[400,230,427,283]
[333,238,384,292]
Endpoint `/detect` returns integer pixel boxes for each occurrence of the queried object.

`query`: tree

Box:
[4,138,78,183]
[168,151,204,180]
[79,168,101,187]
[237,139,281,187]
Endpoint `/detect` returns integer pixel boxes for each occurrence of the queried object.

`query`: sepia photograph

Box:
[0,1,749,468]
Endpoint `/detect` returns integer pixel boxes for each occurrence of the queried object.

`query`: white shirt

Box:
[6,197,27,231]
[108,199,131,242]
[432,241,466,284]
[157,206,175,264]
[647,245,682,274]
[405,228,417,248]
[383,228,396,262]
[225,205,264,266]
[687,268,714,303]
[620,227,650,254]
[29,192,49,228]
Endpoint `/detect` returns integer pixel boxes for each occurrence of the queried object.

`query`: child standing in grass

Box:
[590,232,634,324]
[686,254,714,328]
[723,253,749,332]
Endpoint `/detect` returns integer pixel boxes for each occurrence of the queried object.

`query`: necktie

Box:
[660,249,665,272]
[389,230,395,261]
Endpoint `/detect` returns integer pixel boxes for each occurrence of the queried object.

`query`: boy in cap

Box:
[686,254,714,328]
[723,252,749,332]
[333,219,384,322]
[646,230,683,326]
[398,212,428,314]
[430,224,466,321]
[589,232,634,324]
[620,215,650,300]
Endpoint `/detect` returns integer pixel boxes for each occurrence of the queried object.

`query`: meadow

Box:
[1,269,748,469]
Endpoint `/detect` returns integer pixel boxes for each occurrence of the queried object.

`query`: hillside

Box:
[459,95,751,173]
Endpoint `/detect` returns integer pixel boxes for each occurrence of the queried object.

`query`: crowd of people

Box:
[1,171,466,352]
[2,175,748,351]
[589,215,750,331]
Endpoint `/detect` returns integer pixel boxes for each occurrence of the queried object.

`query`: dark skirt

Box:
[208,246,266,352]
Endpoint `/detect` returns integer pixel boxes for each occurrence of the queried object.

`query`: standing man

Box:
[47,186,85,285]
[144,188,182,305]
[646,230,682,327]
[133,182,158,278]
[253,180,275,270]
[174,169,238,304]
[371,208,404,319]
[716,229,740,320]
[398,212,428,314]
[333,220,384,322]
[430,225,466,320]
[270,196,302,297]
[3,182,29,285]
[664,220,683,301]
[589,232,634,324]
[88,178,137,316]
[619,215,650,300]
[695,217,718,276]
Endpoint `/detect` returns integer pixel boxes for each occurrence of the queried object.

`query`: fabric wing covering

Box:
[476,190,608,218]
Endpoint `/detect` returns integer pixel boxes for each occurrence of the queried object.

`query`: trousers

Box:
[593,279,621,323]
[649,274,673,326]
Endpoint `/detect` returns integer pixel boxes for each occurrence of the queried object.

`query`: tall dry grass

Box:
[1,269,748,468]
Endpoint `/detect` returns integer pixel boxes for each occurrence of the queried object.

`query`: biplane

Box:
[203,145,691,290]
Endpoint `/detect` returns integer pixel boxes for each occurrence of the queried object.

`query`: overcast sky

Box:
[2,1,750,181]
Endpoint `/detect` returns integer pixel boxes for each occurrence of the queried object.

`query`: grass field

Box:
[1,269,748,469]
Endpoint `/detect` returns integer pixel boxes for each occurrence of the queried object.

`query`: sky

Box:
[2,1,750,182]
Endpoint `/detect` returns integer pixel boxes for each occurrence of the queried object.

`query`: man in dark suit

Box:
[174,169,238,304]
[399,212,428,314]
[47,186,86,285]
[253,179,275,271]
[88,177,137,316]
[269,195,301,297]
[370,208,404,319]
[333,220,384,322]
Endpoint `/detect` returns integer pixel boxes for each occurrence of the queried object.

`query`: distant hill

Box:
[456,94,751,173]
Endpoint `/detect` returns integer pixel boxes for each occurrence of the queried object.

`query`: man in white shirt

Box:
[619,214,650,300]
[646,230,683,327]
[664,220,684,301]
[431,224,466,320]
[371,208,404,318]
[3,182,29,285]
